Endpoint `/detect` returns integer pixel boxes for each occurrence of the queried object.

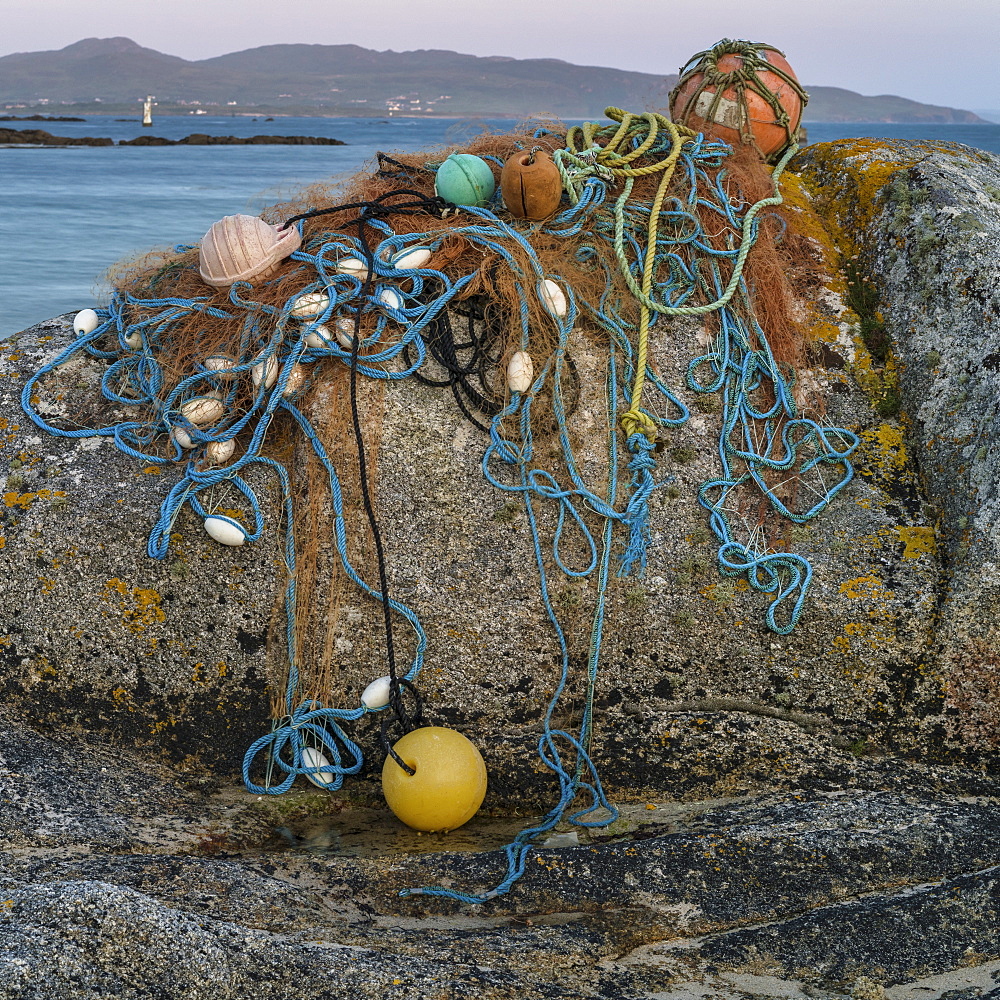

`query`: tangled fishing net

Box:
[22,105,858,902]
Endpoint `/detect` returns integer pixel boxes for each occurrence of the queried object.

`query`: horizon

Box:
[2,0,998,110]
[1,35,997,120]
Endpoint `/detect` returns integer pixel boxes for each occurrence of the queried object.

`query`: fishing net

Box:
[22,105,857,902]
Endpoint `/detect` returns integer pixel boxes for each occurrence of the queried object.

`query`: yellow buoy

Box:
[381,726,487,832]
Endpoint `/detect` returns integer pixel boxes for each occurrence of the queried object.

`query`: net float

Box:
[540,278,567,318]
[669,39,806,157]
[308,318,357,349]
[361,676,392,710]
[73,308,100,335]
[180,390,225,427]
[304,325,333,349]
[199,214,301,288]
[290,291,331,318]
[205,438,236,465]
[391,246,433,270]
[301,746,337,789]
[281,363,308,397]
[378,287,404,311]
[204,354,238,379]
[501,149,563,220]
[434,153,496,207]
[203,515,246,547]
[170,426,195,450]
[507,351,533,393]
[251,355,278,389]
[336,257,369,278]
[381,726,488,832]
[124,332,142,349]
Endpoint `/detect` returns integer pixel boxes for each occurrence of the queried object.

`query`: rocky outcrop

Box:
[0,127,112,145]
[2,139,1000,996]
[0,127,345,146]
[119,133,346,145]
[0,114,86,122]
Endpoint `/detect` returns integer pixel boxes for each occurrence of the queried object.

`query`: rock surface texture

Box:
[1,139,999,997]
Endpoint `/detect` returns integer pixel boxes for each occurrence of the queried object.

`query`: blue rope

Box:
[22,116,859,901]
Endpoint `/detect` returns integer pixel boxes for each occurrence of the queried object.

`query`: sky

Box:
[1,0,998,111]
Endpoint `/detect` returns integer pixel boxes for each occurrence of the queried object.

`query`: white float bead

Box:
[507,351,534,393]
[336,257,369,278]
[180,391,225,427]
[170,426,195,449]
[378,288,404,311]
[73,309,100,335]
[251,355,278,389]
[392,246,433,270]
[361,676,392,710]
[300,746,337,789]
[540,278,568,318]
[205,438,236,465]
[291,291,331,318]
[204,516,246,547]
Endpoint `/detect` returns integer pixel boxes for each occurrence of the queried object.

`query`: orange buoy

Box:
[669,39,807,157]
[501,149,563,221]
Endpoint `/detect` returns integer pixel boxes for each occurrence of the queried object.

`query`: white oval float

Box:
[73,309,100,335]
[124,332,142,349]
[251,355,278,389]
[507,351,534,393]
[170,426,195,450]
[282,363,308,397]
[291,291,331,318]
[205,438,236,465]
[540,278,568,318]
[300,746,337,789]
[204,354,238,379]
[335,317,356,349]
[304,324,333,349]
[361,676,392,710]
[180,390,225,427]
[336,257,369,278]
[203,515,246,547]
[392,246,433,270]
[378,287,404,311]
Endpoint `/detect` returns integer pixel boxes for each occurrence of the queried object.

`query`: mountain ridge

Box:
[0,37,987,123]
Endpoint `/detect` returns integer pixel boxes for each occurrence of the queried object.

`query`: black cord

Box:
[306,188,455,770]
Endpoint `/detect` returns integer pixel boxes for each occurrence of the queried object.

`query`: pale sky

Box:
[2,0,998,110]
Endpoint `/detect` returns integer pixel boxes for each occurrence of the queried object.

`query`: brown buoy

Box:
[501,149,563,221]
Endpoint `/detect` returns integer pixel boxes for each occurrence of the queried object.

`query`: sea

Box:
[2,115,1000,339]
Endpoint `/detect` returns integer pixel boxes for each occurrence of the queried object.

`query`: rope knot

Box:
[618,433,659,578]
[620,408,658,443]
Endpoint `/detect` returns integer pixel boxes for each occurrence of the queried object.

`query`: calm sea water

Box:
[2,115,999,339]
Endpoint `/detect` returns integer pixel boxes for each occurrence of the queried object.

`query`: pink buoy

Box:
[199,215,302,288]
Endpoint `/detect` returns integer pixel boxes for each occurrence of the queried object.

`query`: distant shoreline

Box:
[2,110,996,126]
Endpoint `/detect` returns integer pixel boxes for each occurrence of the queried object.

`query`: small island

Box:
[0,127,345,147]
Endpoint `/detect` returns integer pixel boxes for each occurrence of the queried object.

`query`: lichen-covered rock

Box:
[796,138,1000,762]
[3,138,1000,997]
[2,721,999,999]
[0,262,963,802]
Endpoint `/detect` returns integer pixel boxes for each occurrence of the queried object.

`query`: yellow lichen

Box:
[859,423,908,474]
[897,526,936,560]
[839,574,885,600]
[101,578,166,633]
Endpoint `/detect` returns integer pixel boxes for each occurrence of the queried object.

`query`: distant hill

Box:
[0,37,987,123]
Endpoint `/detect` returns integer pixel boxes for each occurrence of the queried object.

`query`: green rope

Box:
[611,141,800,318]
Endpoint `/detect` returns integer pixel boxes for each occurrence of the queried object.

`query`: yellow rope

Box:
[566,108,696,441]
